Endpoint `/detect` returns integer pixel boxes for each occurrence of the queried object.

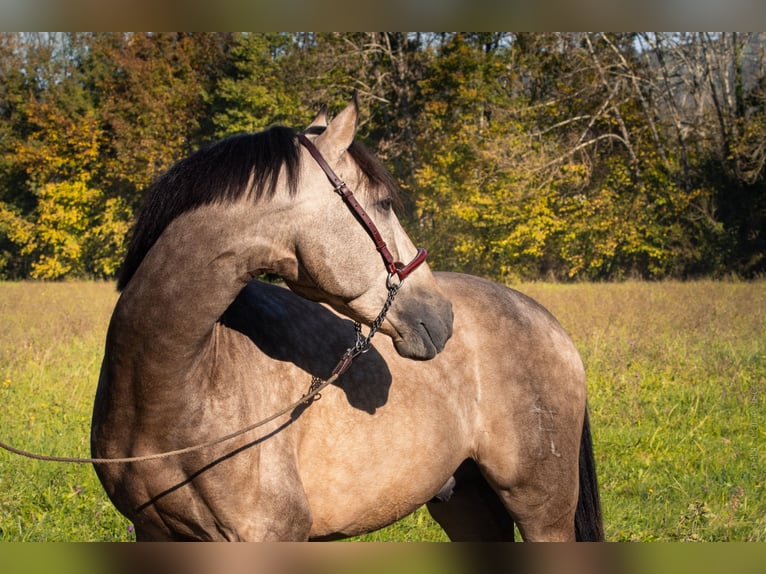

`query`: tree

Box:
[208,33,306,137]
[635,32,766,276]
[0,32,764,281]
[85,33,235,208]
[4,34,129,279]
[412,34,572,279]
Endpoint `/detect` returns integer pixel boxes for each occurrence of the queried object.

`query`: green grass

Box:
[0,280,764,541]
[0,281,130,541]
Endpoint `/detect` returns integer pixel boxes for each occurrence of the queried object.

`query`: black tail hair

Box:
[575,408,605,541]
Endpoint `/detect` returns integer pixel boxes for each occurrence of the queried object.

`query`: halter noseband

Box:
[297,133,427,285]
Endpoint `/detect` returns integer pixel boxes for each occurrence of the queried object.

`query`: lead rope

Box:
[0,279,402,465]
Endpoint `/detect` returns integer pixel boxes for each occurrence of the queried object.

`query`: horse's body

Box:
[91,98,602,541]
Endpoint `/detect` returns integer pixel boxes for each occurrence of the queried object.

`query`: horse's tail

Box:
[575,408,605,541]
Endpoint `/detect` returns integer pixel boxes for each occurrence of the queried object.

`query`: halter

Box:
[297,134,427,287]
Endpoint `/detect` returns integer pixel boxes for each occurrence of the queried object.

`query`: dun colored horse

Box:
[91,97,603,541]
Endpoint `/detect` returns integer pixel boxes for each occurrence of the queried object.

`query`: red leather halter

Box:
[297,133,428,285]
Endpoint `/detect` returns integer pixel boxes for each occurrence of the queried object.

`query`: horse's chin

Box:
[393,337,441,360]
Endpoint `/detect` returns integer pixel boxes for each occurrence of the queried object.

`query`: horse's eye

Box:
[378,198,394,212]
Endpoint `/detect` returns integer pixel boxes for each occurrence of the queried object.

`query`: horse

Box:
[91,97,603,541]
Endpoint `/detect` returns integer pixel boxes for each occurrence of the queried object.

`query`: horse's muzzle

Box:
[390,293,453,360]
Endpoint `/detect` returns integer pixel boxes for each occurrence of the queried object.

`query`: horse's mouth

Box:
[392,309,453,360]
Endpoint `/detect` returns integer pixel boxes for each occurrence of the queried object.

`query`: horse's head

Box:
[117,95,452,360]
[283,97,453,360]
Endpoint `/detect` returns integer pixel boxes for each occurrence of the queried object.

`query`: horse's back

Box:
[435,271,584,376]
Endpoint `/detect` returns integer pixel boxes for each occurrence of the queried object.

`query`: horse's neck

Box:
[109,203,297,380]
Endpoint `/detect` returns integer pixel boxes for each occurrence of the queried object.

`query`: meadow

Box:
[0,279,763,542]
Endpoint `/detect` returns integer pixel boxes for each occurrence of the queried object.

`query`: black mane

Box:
[116,125,400,291]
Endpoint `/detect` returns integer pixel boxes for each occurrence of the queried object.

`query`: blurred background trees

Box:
[1,32,763,281]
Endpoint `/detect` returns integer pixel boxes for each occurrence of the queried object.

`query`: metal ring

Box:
[386,272,404,290]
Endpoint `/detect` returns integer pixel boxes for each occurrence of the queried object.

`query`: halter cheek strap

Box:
[297,134,427,283]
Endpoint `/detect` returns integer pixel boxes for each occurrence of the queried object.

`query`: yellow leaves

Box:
[3,179,130,280]
[37,181,101,233]
[14,104,103,185]
[28,180,103,279]
[0,203,35,249]
[86,197,131,277]
[496,189,562,265]
[30,254,70,280]
[414,97,697,280]
[555,162,590,191]
[5,92,132,279]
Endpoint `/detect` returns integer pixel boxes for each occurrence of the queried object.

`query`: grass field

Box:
[0,279,764,542]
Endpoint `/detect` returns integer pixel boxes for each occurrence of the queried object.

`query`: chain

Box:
[353,278,402,355]
[304,277,401,404]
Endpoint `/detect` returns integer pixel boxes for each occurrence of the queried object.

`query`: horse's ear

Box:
[315,92,358,161]
[307,105,328,129]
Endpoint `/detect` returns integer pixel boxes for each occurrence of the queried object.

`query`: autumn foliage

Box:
[1,33,764,281]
